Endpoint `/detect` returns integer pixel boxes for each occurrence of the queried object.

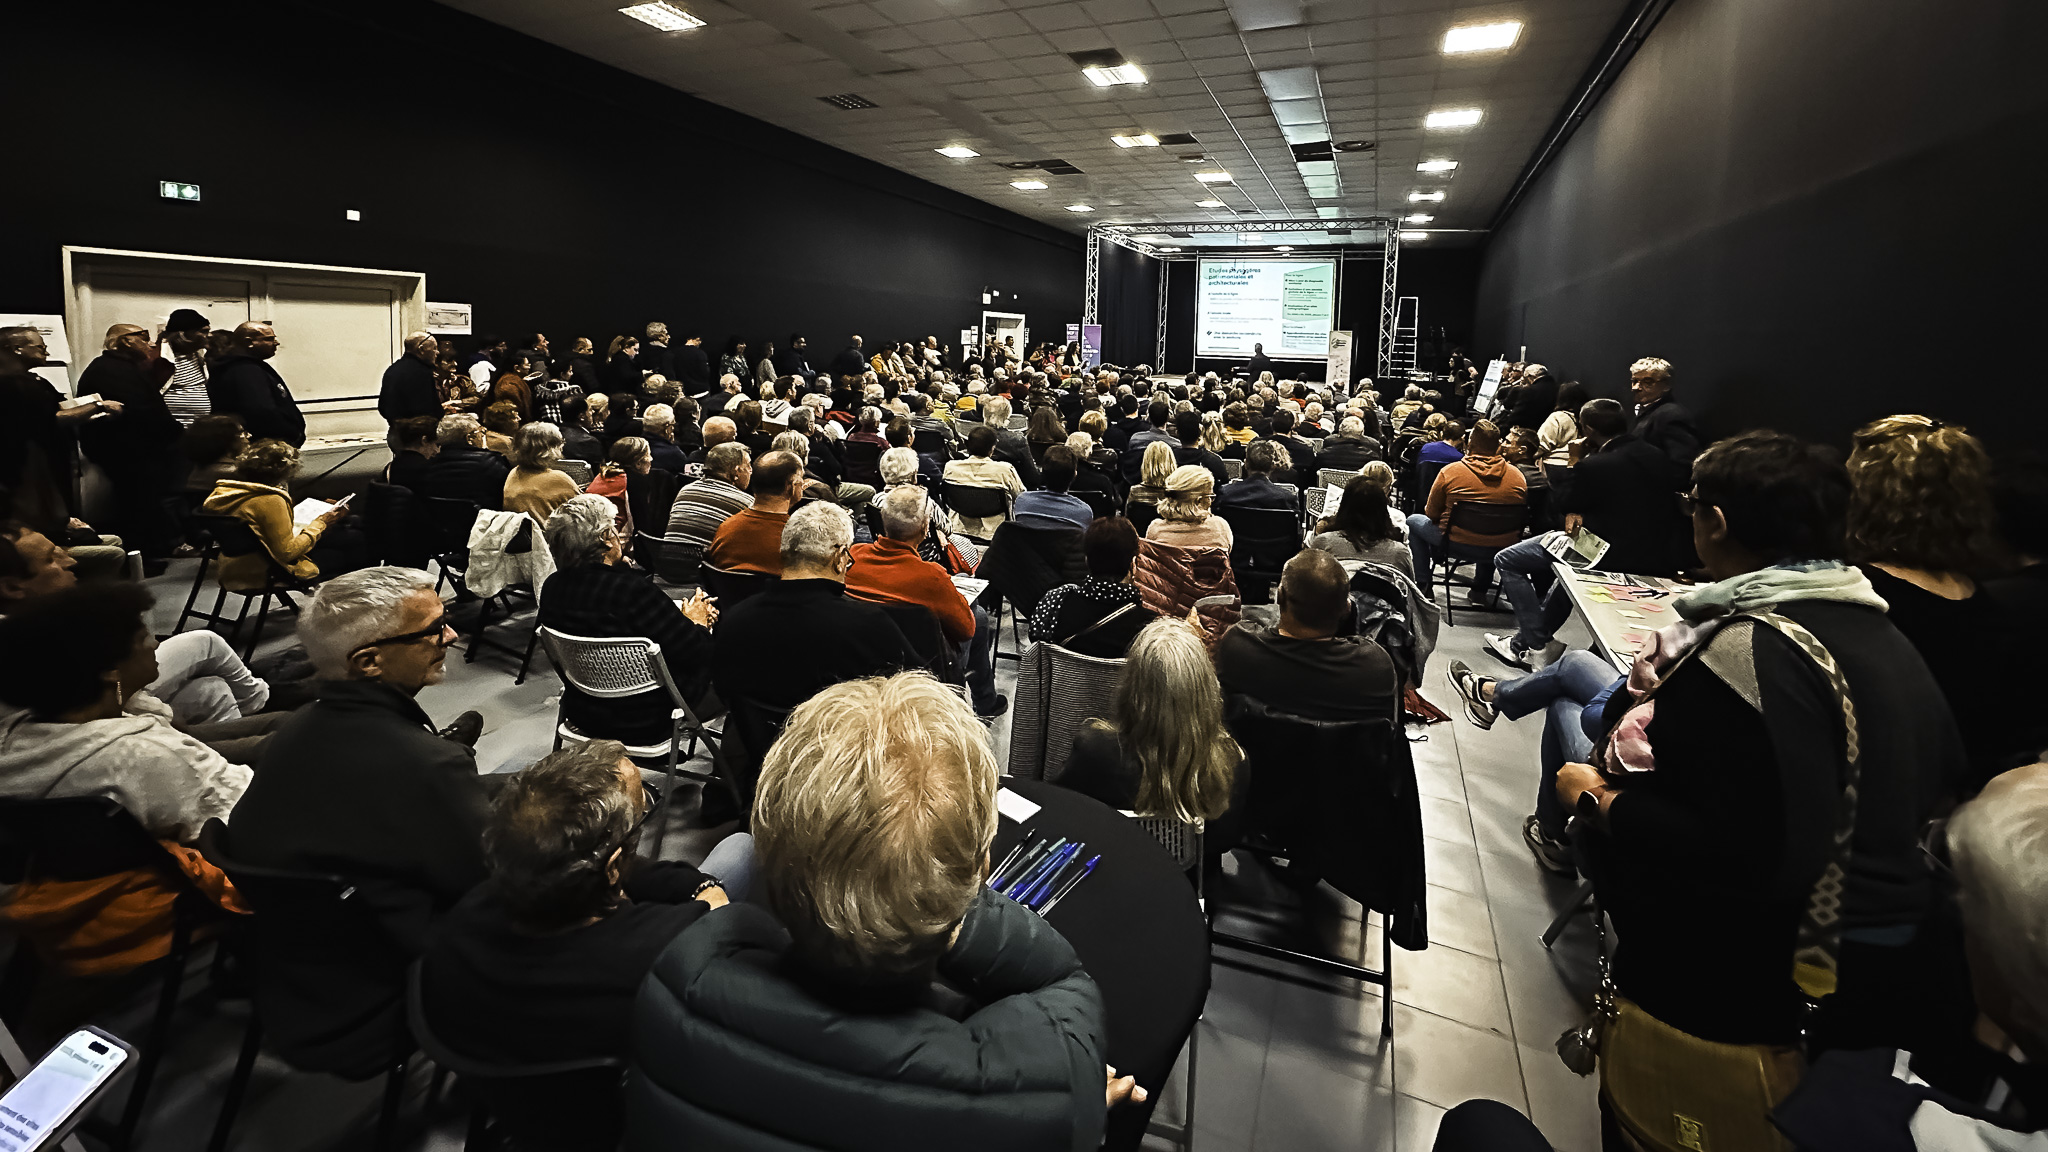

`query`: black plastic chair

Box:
[358,481,427,569]
[712,696,795,819]
[1434,500,1532,624]
[1126,501,1159,538]
[406,963,625,1152]
[859,596,957,684]
[699,563,774,608]
[939,482,1011,541]
[0,798,224,1152]
[1212,698,1426,1039]
[634,532,703,586]
[1216,506,1303,604]
[1074,488,1120,520]
[196,820,416,1152]
[843,439,884,487]
[911,427,950,457]
[422,497,482,598]
[176,512,320,658]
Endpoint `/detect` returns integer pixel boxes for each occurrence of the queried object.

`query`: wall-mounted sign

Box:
[425,302,473,335]
[1082,324,1102,367]
[1325,330,1353,392]
[159,181,201,201]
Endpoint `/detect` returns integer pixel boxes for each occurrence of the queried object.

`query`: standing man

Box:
[208,322,306,446]
[1244,342,1274,384]
[0,326,118,541]
[638,322,676,383]
[774,333,813,384]
[378,333,444,444]
[1627,356,1700,488]
[829,335,868,381]
[672,330,710,396]
[77,324,182,570]
[1507,363,1558,431]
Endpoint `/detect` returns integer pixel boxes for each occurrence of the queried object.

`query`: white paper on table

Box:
[996,788,1041,823]
[292,498,337,531]
[951,575,990,603]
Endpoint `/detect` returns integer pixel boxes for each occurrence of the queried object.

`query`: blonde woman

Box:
[201,439,363,589]
[1127,441,1177,507]
[1060,617,1245,848]
[1198,413,1230,455]
[502,421,581,525]
[1146,465,1232,549]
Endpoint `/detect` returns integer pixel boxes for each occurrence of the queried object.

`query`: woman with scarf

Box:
[1544,431,1964,1148]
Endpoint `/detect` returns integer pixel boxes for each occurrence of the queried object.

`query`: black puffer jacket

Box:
[627,890,1109,1151]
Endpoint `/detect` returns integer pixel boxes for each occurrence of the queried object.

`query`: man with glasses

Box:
[208,321,306,446]
[229,566,492,1076]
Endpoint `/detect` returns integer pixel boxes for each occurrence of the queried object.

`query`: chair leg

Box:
[207,1012,264,1152]
[244,590,276,660]
[652,721,683,859]
[374,1055,410,1152]
[1541,879,1597,949]
[514,618,539,684]
[1380,917,1395,1039]
[176,550,213,632]
[464,596,492,664]
[115,918,193,1149]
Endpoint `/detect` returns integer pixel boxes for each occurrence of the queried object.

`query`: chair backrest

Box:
[1126,501,1158,538]
[1221,459,1242,480]
[1006,642,1128,781]
[0,796,181,884]
[423,496,481,557]
[191,511,265,560]
[538,628,684,703]
[357,481,426,569]
[844,439,884,486]
[866,599,953,682]
[699,564,775,607]
[1445,498,1531,540]
[1007,414,1030,433]
[556,459,593,488]
[721,696,795,808]
[1304,486,1328,524]
[940,482,1010,520]
[1075,489,1119,520]
[911,427,949,456]
[1128,814,1204,874]
[976,519,1086,620]
[635,532,701,584]
[1216,506,1303,585]
[1318,468,1363,490]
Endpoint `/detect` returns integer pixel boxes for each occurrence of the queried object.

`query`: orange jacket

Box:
[847,536,975,644]
[1424,454,1527,547]
[706,507,789,575]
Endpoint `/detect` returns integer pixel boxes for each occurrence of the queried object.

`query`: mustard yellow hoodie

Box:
[201,480,327,590]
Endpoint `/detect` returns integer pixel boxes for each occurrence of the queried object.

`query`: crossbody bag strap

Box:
[1061,600,1141,647]
[1749,609,1862,1001]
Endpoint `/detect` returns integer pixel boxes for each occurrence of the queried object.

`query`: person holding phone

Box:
[199,439,367,589]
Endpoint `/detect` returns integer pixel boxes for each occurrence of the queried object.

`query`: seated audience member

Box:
[849,486,1002,716]
[1216,550,1400,721]
[1263,409,1320,478]
[202,438,365,589]
[1061,617,1245,851]
[502,422,581,526]
[540,496,718,743]
[630,673,1127,1149]
[420,413,513,512]
[1126,441,1177,508]
[1214,441,1297,513]
[1561,431,1962,1088]
[600,392,641,451]
[1947,763,2048,1067]
[1987,452,2048,627]
[1847,415,2031,794]
[1310,466,1413,578]
[558,394,604,467]
[981,395,1042,488]
[1067,429,1118,491]
[1147,465,1233,550]
[479,401,521,455]
[1406,420,1526,603]
[1317,415,1382,471]
[641,403,689,473]
[1418,420,1465,466]
[385,415,439,491]
[681,414,737,479]
[0,584,251,841]
[1537,382,1590,477]
[941,424,1025,541]
[880,447,974,571]
[710,503,917,715]
[706,449,804,575]
[1012,444,1093,530]
[182,414,251,497]
[665,442,753,549]
[420,741,747,1072]
[1482,398,1676,671]
[1031,517,1158,658]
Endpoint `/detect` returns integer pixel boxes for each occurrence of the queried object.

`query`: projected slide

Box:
[1195,258,1337,360]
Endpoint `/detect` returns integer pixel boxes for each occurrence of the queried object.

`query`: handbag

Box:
[1555,610,1865,1152]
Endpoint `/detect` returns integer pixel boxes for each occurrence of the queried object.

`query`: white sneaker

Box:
[1482,633,1532,673]
[1445,660,1498,729]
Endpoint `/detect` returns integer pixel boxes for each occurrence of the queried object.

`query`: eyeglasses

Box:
[349,615,453,658]
[1680,491,1702,517]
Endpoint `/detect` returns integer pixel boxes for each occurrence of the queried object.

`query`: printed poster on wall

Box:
[1082,324,1102,368]
[1325,330,1353,393]
[1065,323,1080,348]
[425,302,472,335]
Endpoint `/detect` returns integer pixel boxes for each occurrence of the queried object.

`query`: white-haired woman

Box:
[880,446,975,571]
[538,495,716,744]
[1146,465,1232,550]
[503,422,580,525]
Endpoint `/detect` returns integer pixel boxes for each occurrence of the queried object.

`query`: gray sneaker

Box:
[1523,815,1575,875]
[1482,632,1533,672]
[1445,660,1497,730]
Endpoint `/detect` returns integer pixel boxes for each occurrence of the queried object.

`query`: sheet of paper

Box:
[996,788,1041,824]
[951,575,990,603]
[1323,483,1346,518]
[292,498,337,531]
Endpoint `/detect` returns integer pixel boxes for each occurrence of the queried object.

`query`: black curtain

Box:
[1097,241,1161,369]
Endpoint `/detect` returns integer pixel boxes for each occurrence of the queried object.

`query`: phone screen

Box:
[0,1030,129,1151]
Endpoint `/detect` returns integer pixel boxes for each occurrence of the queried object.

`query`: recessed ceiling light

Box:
[1442,21,1521,54]
[1399,231,1431,241]
[1426,108,1484,129]
[1416,160,1459,173]
[345,209,361,221]
[1274,245,1294,252]
[1010,179,1048,190]
[1196,199,1226,208]
[935,146,979,158]
[1065,204,1095,213]
[1083,63,1147,86]
[1404,214,1434,223]
[1111,134,1160,148]
[1194,171,1233,183]
[1410,191,1446,202]
[619,1,705,31]
[1158,246,1183,253]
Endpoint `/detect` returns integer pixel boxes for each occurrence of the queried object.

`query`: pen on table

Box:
[993,836,1060,891]
[1026,846,1085,911]
[1007,838,1072,900]
[1037,854,1101,915]
[990,840,1028,886]
[1022,843,1081,907]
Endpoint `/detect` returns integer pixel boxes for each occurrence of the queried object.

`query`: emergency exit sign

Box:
[159,181,201,201]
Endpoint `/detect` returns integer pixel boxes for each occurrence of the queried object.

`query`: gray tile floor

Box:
[92,564,1605,1150]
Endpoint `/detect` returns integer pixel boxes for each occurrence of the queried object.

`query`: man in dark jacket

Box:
[1169,411,1229,486]
[208,322,305,446]
[672,332,711,396]
[229,566,488,1078]
[1628,355,1700,487]
[1506,363,1558,431]
[77,323,182,566]
[1244,342,1274,383]
[773,333,813,383]
[378,333,443,429]
[628,672,1125,1151]
[1214,440,1298,512]
[419,413,511,511]
[1314,415,1382,472]
[826,335,869,381]
[1261,409,1321,480]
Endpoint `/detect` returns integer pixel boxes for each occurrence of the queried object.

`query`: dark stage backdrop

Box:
[5,0,1082,359]
[1472,0,2048,451]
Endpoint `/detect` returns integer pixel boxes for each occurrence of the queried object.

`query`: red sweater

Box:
[706,507,788,575]
[847,536,974,644]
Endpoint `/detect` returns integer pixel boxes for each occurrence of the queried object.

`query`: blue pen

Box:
[1022,843,1081,906]
[1037,854,1101,915]
[1007,839,1073,900]
[996,837,1063,891]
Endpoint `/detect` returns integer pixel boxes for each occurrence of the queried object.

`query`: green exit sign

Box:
[159,181,201,201]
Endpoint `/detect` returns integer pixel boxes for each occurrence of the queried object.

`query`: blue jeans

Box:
[1493,650,1621,837]
[699,831,755,902]
[957,606,999,713]
[1496,533,1573,652]
[1406,513,1498,600]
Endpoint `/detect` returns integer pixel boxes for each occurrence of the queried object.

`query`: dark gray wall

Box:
[1473,0,2048,451]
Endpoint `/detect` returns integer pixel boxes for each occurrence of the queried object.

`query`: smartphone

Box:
[333,492,355,508]
[0,1027,133,1151]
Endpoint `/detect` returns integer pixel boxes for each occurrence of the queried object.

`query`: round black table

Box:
[993,779,1209,1150]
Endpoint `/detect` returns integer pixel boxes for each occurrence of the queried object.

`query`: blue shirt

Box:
[1011,491,1093,531]
[1419,440,1465,464]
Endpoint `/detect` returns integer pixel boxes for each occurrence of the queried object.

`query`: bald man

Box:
[208,321,305,445]
[76,323,182,566]
[1216,549,1400,723]
[379,331,445,433]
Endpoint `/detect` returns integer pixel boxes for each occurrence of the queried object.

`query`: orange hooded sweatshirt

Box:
[1424,454,1528,547]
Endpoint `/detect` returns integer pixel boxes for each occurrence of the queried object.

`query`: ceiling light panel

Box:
[619,1,704,30]
[1257,66,1321,102]
[1196,200,1227,208]
[1010,180,1048,190]
[1416,160,1459,173]
[935,146,979,158]
[1426,108,1484,129]
[1111,134,1160,148]
[1065,204,1095,212]
[1399,231,1431,240]
[1443,21,1522,54]
[1404,214,1434,223]
[1410,191,1446,202]
[1194,172,1234,184]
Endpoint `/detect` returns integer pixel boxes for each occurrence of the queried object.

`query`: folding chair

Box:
[1074,488,1120,521]
[1432,500,1531,625]
[1317,468,1363,490]
[538,627,724,857]
[698,563,774,608]
[635,532,703,586]
[939,482,1011,543]
[1128,814,1203,1150]
[1215,505,1302,604]
[1221,459,1242,480]
[1005,641,1127,781]
[1126,501,1159,538]
[556,458,593,488]
[175,512,321,658]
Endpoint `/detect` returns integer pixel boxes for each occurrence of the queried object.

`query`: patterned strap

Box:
[1750,610,1861,1000]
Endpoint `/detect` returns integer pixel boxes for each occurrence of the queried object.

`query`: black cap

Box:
[165,308,209,332]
